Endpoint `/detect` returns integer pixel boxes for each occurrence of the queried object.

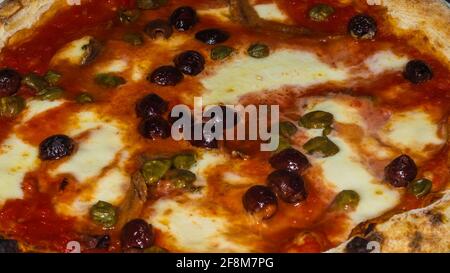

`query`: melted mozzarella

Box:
[305,98,365,126]
[22,99,65,122]
[51,36,92,65]
[96,59,128,73]
[364,50,408,74]
[201,50,349,104]
[190,151,227,187]
[254,3,289,22]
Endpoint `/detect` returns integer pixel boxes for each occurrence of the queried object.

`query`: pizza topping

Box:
[36,86,64,101]
[331,190,360,211]
[0,96,25,118]
[269,148,310,173]
[170,6,198,32]
[89,201,117,228]
[80,38,102,66]
[75,92,95,104]
[0,68,21,97]
[348,14,377,40]
[44,70,62,86]
[275,137,291,153]
[173,152,197,170]
[195,28,230,45]
[141,158,172,185]
[138,116,171,139]
[403,60,433,84]
[299,110,334,129]
[384,155,417,187]
[308,4,335,22]
[206,105,239,129]
[144,19,173,40]
[267,170,307,204]
[210,45,234,60]
[137,0,167,10]
[39,135,75,161]
[165,169,198,191]
[303,136,339,157]
[123,32,144,46]
[174,50,205,76]
[94,73,126,88]
[408,178,432,198]
[135,93,169,119]
[247,43,270,58]
[345,236,370,253]
[120,219,154,250]
[22,73,48,92]
[0,238,20,253]
[189,123,219,149]
[242,185,278,220]
[118,9,141,25]
[279,121,297,138]
[148,65,183,86]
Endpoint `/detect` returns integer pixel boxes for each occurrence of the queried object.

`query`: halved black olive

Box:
[384,154,417,187]
[195,28,230,45]
[120,219,154,249]
[0,68,21,97]
[170,6,198,31]
[0,239,20,253]
[348,14,377,39]
[39,135,75,161]
[138,116,171,139]
[345,236,370,253]
[189,123,219,149]
[269,148,310,173]
[204,105,239,130]
[135,93,168,118]
[148,66,183,86]
[174,50,205,76]
[144,19,173,39]
[403,60,433,84]
[267,169,307,204]
[242,185,278,220]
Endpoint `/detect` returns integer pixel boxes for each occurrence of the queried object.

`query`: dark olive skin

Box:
[348,14,377,39]
[384,155,417,187]
[135,93,168,118]
[0,69,21,97]
[403,60,433,84]
[189,122,219,149]
[195,28,230,45]
[174,50,205,76]
[269,148,310,173]
[242,185,278,220]
[267,170,307,204]
[170,6,198,31]
[144,19,173,39]
[148,66,183,86]
[205,105,239,130]
[138,116,171,139]
[345,236,371,253]
[0,239,20,253]
[39,135,75,161]
[120,219,154,249]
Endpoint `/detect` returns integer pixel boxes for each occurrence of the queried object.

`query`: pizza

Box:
[0,0,448,253]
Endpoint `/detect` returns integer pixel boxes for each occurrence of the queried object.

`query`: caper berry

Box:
[408,178,432,198]
[36,86,64,101]
[173,152,196,170]
[118,9,141,24]
[275,136,291,153]
[299,111,333,129]
[279,121,298,137]
[211,45,234,60]
[308,4,335,22]
[247,43,270,58]
[137,0,167,10]
[141,159,172,185]
[123,32,144,46]
[0,96,25,118]
[44,70,61,86]
[95,73,126,88]
[75,92,94,104]
[331,190,360,211]
[22,73,48,91]
[303,136,339,157]
[165,169,197,189]
[90,201,117,228]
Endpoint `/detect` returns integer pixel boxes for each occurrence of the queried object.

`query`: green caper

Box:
[166,169,197,189]
[22,73,48,91]
[279,121,298,138]
[141,159,172,185]
[308,4,335,22]
[75,92,94,104]
[123,32,144,46]
[408,178,432,198]
[173,152,196,170]
[89,201,117,228]
[274,136,291,153]
[211,45,234,60]
[331,190,360,211]
[118,9,141,24]
[137,0,167,10]
[247,43,270,58]
[303,136,339,157]
[322,126,333,136]
[95,73,126,88]
[0,96,25,118]
[144,246,169,253]
[299,110,334,129]
[36,86,64,101]
[44,70,62,86]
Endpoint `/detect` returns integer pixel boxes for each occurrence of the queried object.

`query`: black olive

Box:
[144,19,173,39]
[403,60,433,84]
[135,93,168,118]
[39,135,75,161]
[195,28,230,45]
[148,65,183,86]
[0,68,21,97]
[204,105,239,130]
[348,14,377,39]
[173,50,205,76]
[170,6,198,31]
[95,235,111,249]
[120,219,154,249]
[189,123,219,149]
[138,116,171,139]
[242,185,278,220]
[267,169,307,204]
[384,154,417,187]
[345,236,371,253]
[269,148,310,173]
[0,239,20,253]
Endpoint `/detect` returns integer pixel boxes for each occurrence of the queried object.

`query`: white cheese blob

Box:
[364,50,409,74]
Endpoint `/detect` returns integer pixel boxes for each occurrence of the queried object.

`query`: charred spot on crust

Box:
[426,211,445,226]
[0,238,20,253]
[408,231,423,252]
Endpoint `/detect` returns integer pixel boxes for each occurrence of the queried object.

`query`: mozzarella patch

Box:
[254,3,289,22]
[364,50,408,74]
[96,59,128,73]
[190,151,227,187]
[22,99,65,122]
[51,36,92,65]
